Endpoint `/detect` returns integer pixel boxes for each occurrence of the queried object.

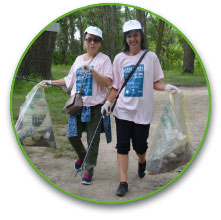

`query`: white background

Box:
[1,0,220,219]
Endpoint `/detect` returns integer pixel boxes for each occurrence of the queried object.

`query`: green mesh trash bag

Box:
[15,84,57,148]
[146,92,192,175]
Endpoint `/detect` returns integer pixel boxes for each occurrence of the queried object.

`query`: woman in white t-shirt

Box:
[40,26,113,185]
[101,20,180,196]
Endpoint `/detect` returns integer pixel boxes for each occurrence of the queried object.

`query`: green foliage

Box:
[51,65,71,76]
[194,58,205,76]
[53,50,80,65]
[13,5,207,118]
[52,5,205,76]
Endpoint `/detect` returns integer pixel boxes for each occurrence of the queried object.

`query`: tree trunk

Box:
[18,31,57,79]
[69,14,76,55]
[103,6,112,58]
[143,12,148,49]
[78,15,84,54]
[111,5,117,59]
[155,19,165,61]
[60,17,68,65]
[183,40,195,74]
[125,6,129,21]
[98,6,106,56]
[136,10,148,49]
[165,25,172,59]
[136,9,143,26]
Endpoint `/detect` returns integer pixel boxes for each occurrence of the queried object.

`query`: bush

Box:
[52,50,80,65]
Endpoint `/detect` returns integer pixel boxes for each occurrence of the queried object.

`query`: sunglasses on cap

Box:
[85,37,101,44]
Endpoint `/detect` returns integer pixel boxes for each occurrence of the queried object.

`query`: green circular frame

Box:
[10,3,211,204]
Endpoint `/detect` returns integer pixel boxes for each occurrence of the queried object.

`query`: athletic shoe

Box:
[81,173,92,185]
[116,182,128,196]
[75,158,83,170]
[138,161,146,178]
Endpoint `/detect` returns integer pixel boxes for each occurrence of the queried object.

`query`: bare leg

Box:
[136,152,146,163]
[117,153,129,182]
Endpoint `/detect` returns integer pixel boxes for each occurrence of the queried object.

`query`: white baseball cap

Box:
[84,26,103,39]
[123,20,142,32]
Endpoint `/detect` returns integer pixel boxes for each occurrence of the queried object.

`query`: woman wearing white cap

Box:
[101,20,179,196]
[40,26,113,185]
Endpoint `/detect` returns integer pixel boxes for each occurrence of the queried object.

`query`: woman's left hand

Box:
[165,84,180,94]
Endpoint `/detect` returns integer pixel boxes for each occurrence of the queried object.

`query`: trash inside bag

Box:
[15,83,56,148]
[146,92,192,175]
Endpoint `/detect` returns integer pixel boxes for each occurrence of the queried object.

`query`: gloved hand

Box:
[39,80,52,88]
[81,65,92,72]
[165,84,180,94]
[101,101,111,115]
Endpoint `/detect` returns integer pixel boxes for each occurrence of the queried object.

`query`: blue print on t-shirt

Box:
[123,64,144,97]
[76,66,93,96]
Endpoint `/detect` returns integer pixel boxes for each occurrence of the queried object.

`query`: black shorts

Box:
[115,117,150,155]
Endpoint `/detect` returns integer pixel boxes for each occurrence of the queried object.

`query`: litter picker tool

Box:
[16,76,71,95]
[75,110,106,177]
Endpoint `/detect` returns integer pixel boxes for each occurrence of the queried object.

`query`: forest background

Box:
[16,5,206,84]
[12,4,208,128]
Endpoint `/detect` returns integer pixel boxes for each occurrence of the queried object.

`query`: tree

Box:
[18,30,57,79]
[136,9,142,24]
[58,17,69,65]
[155,19,165,60]
[104,6,112,57]
[183,39,195,73]
[50,5,189,72]
[136,9,148,49]
[142,12,148,49]
[125,6,130,21]
[111,5,118,58]
[69,14,76,55]
[75,11,85,54]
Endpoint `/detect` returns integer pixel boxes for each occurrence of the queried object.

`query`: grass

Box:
[12,64,207,123]
[51,65,71,78]
[163,71,207,85]
[11,64,207,156]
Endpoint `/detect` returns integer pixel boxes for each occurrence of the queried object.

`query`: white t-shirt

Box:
[112,50,164,124]
[64,52,113,107]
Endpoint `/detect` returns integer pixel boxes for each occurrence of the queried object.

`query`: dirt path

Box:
[24,87,209,203]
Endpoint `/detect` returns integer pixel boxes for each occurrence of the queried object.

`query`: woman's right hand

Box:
[101,101,111,115]
[165,84,180,94]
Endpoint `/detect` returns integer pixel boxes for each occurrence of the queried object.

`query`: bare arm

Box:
[51,78,66,86]
[153,80,166,91]
[107,87,119,103]
[154,80,180,93]
[90,69,112,87]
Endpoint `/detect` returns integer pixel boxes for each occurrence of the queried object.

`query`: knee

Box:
[68,136,75,142]
[116,145,129,155]
[117,149,129,155]
[68,136,81,145]
[135,146,147,155]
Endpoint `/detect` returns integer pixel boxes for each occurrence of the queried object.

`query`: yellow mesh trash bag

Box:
[15,84,56,148]
[146,92,192,174]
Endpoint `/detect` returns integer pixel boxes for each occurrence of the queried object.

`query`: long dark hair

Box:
[123,29,146,52]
